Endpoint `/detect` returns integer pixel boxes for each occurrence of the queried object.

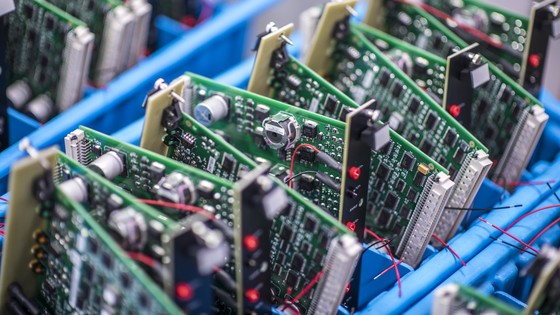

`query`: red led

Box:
[346,284,351,294]
[175,282,193,301]
[449,104,461,118]
[345,221,356,231]
[529,54,540,68]
[245,288,260,303]
[243,235,259,251]
[348,166,361,180]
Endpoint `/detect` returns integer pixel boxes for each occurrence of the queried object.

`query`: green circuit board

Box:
[40,191,183,314]
[67,126,236,224]
[46,0,130,85]
[354,23,447,103]
[248,24,360,119]
[354,24,515,177]
[5,0,93,115]
[140,73,456,267]
[367,1,548,186]
[306,2,491,206]
[433,284,522,315]
[305,1,497,243]
[0,148,183,314]
[54,151,188,265]
[76,126,359,314]
[310,23,487,177]
[422,0,529,79]
[57,151,240,314]
[246,25,464,256]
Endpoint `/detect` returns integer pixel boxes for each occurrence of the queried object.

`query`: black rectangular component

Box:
[287,75,302,89]
[280,224,294,242]
[298,174,317,191]
[408,96,421,114]
[221,154,235,173]
[255,105,270,122]
[291,254,305,272]
[413,172,427,186]
[454,140,469,164]
[407,189,418,202]
[277,252,286,265]
[286,271,299,288]
[395,179,405,193]
[324,94,339,113]
[384,192,399,209]
[318,228,331,248]
[484,126,495,139]
[376,209,392,226]
[379,69,391,87]
[420,139,434,155]
[478,99,488,114]
[376,163,391,181]
[444,128,458,147]
[424,111,439,130]
[500,87,512,102]
[302,120,318,138]
[382,141,393,155]
[298,146,317,162]
[391,81,404,98]
[180,132,196,148]
[401,152,416,171]
[304,214,318,232]
[400,206,411,219]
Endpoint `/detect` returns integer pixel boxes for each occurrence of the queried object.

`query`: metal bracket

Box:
[444,43,489,128]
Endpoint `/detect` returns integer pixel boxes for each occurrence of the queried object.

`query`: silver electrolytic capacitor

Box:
[194,94,229,126]
[88,151,125,180]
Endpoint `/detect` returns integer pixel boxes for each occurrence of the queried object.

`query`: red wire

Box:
[365,228,402,297]
[504,180,556,188]
[0,197,8,203]
[395,0,503,49]
[505,204,560,231]
[281,269,326,311]
[478,217,540,255]
[431,234,466,266]
[127,252,157,268]
[197,1,214,24]
[527,217,560,247]
[373,259,404,280]
[137,199,216,220]
[288,144,320,188]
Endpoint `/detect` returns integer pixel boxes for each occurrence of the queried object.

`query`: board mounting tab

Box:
[444,43,489,128]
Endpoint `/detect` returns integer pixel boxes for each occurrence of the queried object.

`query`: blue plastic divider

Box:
[0,0,278,194]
